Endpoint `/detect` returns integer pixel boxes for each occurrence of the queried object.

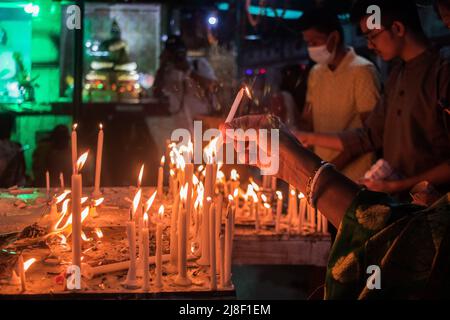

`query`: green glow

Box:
[216,3,303,20]
[217,2,229,11]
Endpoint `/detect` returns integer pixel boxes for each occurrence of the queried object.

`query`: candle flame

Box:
[94,197,104,207]
[228,194,234,202]
[160,155,165,166]
[204,137,220,164]
[138,164,144,186]
[158,205,165,218]
[81,231,89,242]
[180,183,188,201]
[81,197,88,205]
[290,189,296,196]
[132,189,142,215]
[81,206,90,222]
[206,196,212,202]
[59,234,67,245]
[145,191,157,213]
[276,191,283,200]
[298,192,305,199]
[143,212,149,226]
[99,123,103,130]
[193,174,199,186]
[230,169,239,181]
[264,203,271,209]
[197,165,204,173]
[95,228,103,238]
[244,86,252,99]
[54,199,70,230]
[170,169,175,177]
[55,190,71,204]
[250,180,260,192]
[77,151,89,172]
[261,194,267,203]
[216,170,225,182]
[72,123,78,131]
[233,188,239,198]
[23,258,36,271]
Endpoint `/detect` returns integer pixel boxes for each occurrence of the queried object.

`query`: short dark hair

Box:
[351,0,425,36]
[298,7,345,44]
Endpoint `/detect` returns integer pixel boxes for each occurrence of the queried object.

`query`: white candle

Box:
[175,195,191,286]
[169,187,180,273]
[219,234,225,288]
[198,164,213,266]
[185,163,194,254]
[93,124,104,197]
[142,213,150,291]
[18,255,26,292]
[45,171,50,197]
[215,194,223,269]
[155,210,164,288]
[298,193,306,234]
[124,216,138,288]
[276,191,283,233]
[209,202,217,291]
[157,156,165,197]
[225,88,245,123]
[71,173,82,270]
[71,124,77,174]
[224,197,235,287]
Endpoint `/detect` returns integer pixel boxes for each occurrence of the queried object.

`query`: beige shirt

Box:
[306,48,381,181]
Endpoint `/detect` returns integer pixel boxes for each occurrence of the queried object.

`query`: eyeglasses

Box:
[363,28,388,45]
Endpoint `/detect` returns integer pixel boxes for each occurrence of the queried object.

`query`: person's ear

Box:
[391,21,406,37]
[327,31,340,52]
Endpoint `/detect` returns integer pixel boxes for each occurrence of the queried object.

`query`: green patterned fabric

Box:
[325,190,450,299]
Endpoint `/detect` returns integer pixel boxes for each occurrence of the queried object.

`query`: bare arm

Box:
[291,130,344,151]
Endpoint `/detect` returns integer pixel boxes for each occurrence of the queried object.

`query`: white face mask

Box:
[307,45,334,65]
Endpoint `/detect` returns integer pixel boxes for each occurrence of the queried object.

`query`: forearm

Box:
[397,162,450,192]
[292,130,344,151]
[280,140,360,228]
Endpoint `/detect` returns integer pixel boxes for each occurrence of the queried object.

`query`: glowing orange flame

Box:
[55,190,71,204]
[160,156,165,166]
[54,199,70,230]
[94,197,104,207]
[276,191,283,200]
[59,234,67,245]
[99,123,103,130]
[206,196,212,203]
[132,189,142,215]
[145,191,157,213]
[72,123,78,131]
[81,197,88,205]
[290,189,296,196]
[245,86,252,99]
[264,203,271,209]
[170,169,175,177]
[261,194,267,203]
[77,152,89,172]
[95,228,103,239]
[143,212,149,228]
[138,164,144,186]
[81,231,89,242]
[197,165,204,173]
[158,205,165,219]
[298,193,305,199]
[193,174,199,186]
[180,183,188,201]
[250,180,260,192]
[204,136,220,164]
[233,188,239,198]
[23,258,36,271]
[217,170,225,182]
[228,194,234,202]
[231,169,239,181]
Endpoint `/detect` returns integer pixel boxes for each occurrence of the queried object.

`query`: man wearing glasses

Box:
[293,0,450,198]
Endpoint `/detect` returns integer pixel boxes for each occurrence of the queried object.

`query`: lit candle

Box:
[253,193,259,232]
[124,211,138,288]
[157,156,165,197]
[45,171,50,197]
[209,202,217,290]
[18,256,36,292]
[71,124,77,174]
[198,163,213,266]
[93,123,104,198]
[168,185,180,274]
[276,191,283,233]
[298,193,306,234]
[321,211,328,234]
[142,212,150,291]
[219,234,225,288]
[215,193,223,269]
[71,152,88,276]
[233,188,239,216]
[263,203,271,223]
[175,184,191,286]
[224,195,235,287]
[155,205,164,288]
[185,162,194,254]
[225,86,251,123]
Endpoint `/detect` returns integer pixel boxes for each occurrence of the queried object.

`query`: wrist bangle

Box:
[307,162,335,208]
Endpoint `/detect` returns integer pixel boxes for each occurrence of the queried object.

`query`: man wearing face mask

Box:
[295,8,381,182]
